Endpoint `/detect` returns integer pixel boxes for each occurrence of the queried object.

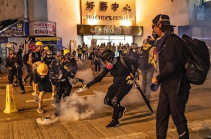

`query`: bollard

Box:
[4,84,18,113]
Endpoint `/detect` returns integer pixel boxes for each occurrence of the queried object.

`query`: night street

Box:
[0,69,210,139]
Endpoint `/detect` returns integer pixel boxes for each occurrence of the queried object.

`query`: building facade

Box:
[1,0,211,51]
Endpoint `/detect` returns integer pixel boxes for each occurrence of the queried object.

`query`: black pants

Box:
[156,80,190,139]
[94,60,101,72]
[24,64,33,85]
[104,78,132,121]
[8,68,25,91]
[54,81,72,116]
[78,54,82,60]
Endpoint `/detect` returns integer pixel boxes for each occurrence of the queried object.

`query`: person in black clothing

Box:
[49,51,75,117]
[6,50,25,94]
[84,49,138,127]
[23,49,33,86]
[32,45,41,63]
[152,14,190,139]
[93,49,101,73]
[34,62,52,113]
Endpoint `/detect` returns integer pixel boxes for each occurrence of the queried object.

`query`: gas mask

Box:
[106,57,117,70]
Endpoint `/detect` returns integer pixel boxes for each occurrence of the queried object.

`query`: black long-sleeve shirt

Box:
[155,33,189,87]
[87,56,138,88]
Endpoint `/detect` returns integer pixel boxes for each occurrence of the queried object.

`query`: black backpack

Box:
[181,34,210,85]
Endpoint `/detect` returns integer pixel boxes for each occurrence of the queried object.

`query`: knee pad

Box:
[111,97,119,108]
[104,97,112,106]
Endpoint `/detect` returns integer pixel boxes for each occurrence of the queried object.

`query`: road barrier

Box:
[4,84,18,113]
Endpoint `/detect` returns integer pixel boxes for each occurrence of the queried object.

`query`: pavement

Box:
[0,69,211,139]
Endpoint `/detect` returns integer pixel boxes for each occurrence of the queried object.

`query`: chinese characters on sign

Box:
[86,1,95,10]
[112,2,119,11]
[29,21,56,36]
[86,1,131,12]
[100,2,108,11]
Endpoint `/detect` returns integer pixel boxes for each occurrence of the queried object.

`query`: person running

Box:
[84,49,138,127]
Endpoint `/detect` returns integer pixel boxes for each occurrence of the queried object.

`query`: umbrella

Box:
[134,80,154,114]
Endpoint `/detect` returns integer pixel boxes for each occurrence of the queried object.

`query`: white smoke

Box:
[75,68,94,84]
[121,87,144,106]
[59,91,106,122]
[70,68,94,87]
[36,116,59,125]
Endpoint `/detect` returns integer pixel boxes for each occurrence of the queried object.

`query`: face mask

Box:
[106,63,113,70]
[106,57,117,70]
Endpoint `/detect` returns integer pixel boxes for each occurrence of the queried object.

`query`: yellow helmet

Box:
[44,46,49,51]
[63,49,70,56]
[35,41,43,46]
[37,63,48,76]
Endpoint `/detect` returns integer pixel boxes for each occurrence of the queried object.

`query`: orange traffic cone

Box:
[4,84,18,113]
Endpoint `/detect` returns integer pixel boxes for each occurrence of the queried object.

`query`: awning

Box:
[0,18,24,37]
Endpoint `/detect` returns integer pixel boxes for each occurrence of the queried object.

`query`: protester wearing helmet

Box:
[49,51,75,117]
[84,49,138,127]
[34,62,52,113]
[62,49,84,86]
[49,51,63,99]
[32,41,42,63]
[6,49,25,94]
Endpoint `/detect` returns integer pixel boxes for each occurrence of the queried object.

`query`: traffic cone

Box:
[4,84,18,113]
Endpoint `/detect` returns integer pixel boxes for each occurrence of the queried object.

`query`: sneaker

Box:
[106,120,119,128]
[44,115,57,120]
[32,92,36,96]
[23,79,27,84]
[118,107,126,119]
[37,108,44,114]
[21,90,25,94]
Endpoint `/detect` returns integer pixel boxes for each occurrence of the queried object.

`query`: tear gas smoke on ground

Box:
[121,87,144,106]
[69,68,94,87]
[59,91,106,122]
[75,68,94,84]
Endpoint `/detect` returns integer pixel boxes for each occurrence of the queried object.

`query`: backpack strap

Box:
[120,56,135,78]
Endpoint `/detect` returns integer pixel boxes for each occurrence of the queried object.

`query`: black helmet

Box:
[101,50,115,62]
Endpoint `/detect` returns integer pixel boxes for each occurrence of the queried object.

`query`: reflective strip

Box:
[179,132,186,137]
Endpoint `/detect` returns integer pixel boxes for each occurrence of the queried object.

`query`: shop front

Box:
[0,18,28,72]
[28,21,62,51]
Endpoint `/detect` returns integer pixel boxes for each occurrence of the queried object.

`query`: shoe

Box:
[118,107,126,119]
[37,108,44,114]
[44,114,57,120]
[32,92,36,96]
[23,79,27,84]
[106,120,119,128]
[21,90,25,94]
[81,80,85,86]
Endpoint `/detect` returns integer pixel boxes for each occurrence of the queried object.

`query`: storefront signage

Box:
[77,25,143,36]
[35,37,61,41]
[0,37,8,43]
[86,15,131,21]
[0,21,24,37]
[86,1,131,12]
[81,0,135,25]
[29,21,56,36]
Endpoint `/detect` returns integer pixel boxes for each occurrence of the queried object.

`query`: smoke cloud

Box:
[70,68,94,87]
[59,91,106,121]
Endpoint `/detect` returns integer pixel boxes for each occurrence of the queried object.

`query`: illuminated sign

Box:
[81,0,135,25]
[77,25,143,36]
